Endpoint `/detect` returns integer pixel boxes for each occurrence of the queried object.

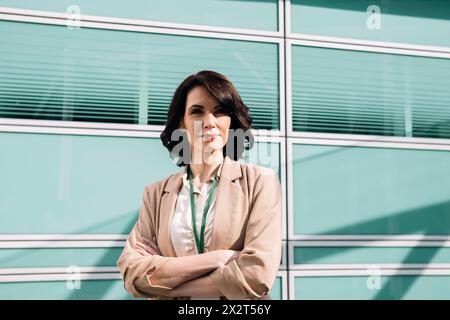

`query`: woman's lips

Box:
[202,134,217,142]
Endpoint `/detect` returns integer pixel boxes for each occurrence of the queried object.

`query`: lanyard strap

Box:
[187,165,219,254]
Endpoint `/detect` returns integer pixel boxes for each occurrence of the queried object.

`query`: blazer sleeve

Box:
[209,169,282,299]
[117,185,173,298]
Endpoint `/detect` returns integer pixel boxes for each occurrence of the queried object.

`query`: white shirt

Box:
[170,160,224,257]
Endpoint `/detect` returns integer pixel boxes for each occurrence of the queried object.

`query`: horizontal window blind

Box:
[0,21,279,129]
[291,0,450,48]
[292,45,450,139]
[0,0,279,31]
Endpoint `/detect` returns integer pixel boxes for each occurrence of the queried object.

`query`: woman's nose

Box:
[203,112,217,128]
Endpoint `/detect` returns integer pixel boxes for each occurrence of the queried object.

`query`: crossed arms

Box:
[117,172,282,299]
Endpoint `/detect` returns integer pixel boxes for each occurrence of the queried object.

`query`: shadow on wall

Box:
[80,201,450,299]
[63,214,138,300]
[297,199,450,299]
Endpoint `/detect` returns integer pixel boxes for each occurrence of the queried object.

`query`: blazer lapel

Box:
[158,171,183,257]
[210,156,243,250]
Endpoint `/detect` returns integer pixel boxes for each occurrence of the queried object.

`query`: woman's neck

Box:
[189,150,224,184]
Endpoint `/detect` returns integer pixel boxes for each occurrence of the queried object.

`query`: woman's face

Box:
[179,85,231,156]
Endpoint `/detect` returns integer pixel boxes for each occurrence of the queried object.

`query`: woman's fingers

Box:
[136,247,150,256]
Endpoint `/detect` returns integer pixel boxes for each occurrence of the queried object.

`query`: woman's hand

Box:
[135,237,162,256]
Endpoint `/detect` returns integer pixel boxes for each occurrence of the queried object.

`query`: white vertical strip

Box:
[280,136,287,240]
[285,40,293,136]
[288,241,295,271]
[276,270,288,300]
[285,0,291,36]
[278,0,284,35]
[288,268,296,300]
[280,241,287,270]
[279,40,286,135]
[287,139,295,239]
[281,271,288,300]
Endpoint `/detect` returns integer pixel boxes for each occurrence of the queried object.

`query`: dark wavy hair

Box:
[160,70,254,167]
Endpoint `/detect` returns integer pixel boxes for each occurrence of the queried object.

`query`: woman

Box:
[117,70,282,300]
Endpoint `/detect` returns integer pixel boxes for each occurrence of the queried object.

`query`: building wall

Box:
[0,0,449,299]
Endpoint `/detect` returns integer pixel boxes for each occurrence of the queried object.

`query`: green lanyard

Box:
[187,165,219,254]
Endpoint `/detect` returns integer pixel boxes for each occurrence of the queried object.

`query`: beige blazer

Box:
[117,155,282,300]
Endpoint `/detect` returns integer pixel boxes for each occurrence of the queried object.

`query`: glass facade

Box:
[0,0,449,299]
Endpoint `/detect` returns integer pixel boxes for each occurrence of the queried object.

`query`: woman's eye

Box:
[190,108,229,116]
[215,108,228,115]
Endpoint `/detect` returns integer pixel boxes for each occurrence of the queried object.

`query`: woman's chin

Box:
[197,141,222,153]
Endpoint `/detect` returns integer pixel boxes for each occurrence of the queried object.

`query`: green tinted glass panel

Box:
[0,132,279,233]
[0,248,123,268]
[0,0,278,31]
[294,276,450,299]
[0,21,279,130]
[294,246,450,265]
[269,276,283,300]
[0,280,137,299]
[291,0,450,48]
[292,144,450,235]
[292,45,450,138]
[242,141,281,178]
[0,132,176,233]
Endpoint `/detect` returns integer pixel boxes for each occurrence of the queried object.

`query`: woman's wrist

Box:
[214,249,239,267]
